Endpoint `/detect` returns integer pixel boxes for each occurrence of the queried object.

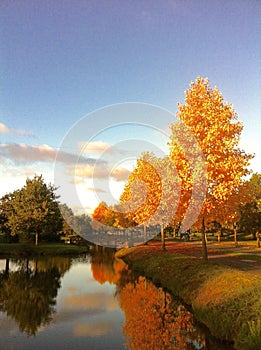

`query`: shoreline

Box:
[116,243,261,350]
[0,242,90,257]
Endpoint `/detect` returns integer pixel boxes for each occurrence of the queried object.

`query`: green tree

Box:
[239,174,261,240]
[5,175,62,244]
[59,203,76,242]
[0,258,69,336]
[0,193,14,241]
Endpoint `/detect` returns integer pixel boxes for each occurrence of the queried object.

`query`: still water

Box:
[0,249,232,350]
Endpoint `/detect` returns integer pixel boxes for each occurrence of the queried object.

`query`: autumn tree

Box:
[169,77,253,261]
[205,180,252,244]
[120,153,180,249]
[92,201,117,227]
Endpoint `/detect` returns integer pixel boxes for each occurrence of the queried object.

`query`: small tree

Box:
[5,175,62,244]
[239,174,261,241]
[120,152,180,250]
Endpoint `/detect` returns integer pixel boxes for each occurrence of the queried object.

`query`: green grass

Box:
[116,246,261,349]
[228,253,261,261]
[0,242,90,257]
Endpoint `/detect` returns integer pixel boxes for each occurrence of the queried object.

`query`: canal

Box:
[0,249,232,349]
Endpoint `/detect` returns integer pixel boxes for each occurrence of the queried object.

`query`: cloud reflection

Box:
[73,321,113,337]
[62,292,118,311]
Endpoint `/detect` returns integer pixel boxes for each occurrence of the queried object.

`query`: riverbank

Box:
[0,243,90,257]
[116,242,261,350]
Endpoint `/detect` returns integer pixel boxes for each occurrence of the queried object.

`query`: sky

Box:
[0,0,260,215]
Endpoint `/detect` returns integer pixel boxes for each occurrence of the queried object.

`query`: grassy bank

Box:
[0,243,90,257]
[116,245,261,350]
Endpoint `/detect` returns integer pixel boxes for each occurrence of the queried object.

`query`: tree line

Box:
[92,77,261,258]
[0,175,92,245]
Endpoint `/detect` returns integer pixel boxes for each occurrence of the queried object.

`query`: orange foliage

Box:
[120,153,180,228]
[169,77,253,225]
[119,276,206,349]
[91,258,127,285]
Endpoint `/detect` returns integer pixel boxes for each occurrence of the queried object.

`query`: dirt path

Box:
[146,240,261,276]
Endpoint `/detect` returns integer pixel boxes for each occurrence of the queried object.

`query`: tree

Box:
[4,175,62,244]
[239,173,261,241]
[169,77,253,261]
[0,258,69,336]
[0,193,14,241]
[92,201,117,227]
[120,153,180,250]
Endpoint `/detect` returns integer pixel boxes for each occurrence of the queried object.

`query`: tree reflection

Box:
[90,247,129,285]
[0,257,71,336]
[117,276,207,350]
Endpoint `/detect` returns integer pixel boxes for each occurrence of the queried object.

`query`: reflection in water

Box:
[0,257,71,336]
[90,247,128,285]
[118,276,206,350]
[0,250,232,349]
[91,248,232,350]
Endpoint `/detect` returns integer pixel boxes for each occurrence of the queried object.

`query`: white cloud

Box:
[74,164,130,182]
[78,141,111,154]
[0,122,35,137]
[0,123,9,133]
[111,167,130,182]
[0,142,98,166]
[86,187,106,193]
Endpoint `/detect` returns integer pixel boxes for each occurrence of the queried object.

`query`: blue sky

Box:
[0,0,260,213]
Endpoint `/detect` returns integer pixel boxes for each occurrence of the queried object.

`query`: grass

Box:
[116,245,261,349]
[0,242,90,257]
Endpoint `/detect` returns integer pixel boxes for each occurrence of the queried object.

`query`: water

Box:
[0,249,232,349]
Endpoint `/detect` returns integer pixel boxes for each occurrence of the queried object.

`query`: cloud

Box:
[78,141,111,154]
[74,164,109,179]
[87,187,106,193]
[74,164,130,182]
[0,122,35,137]
[111,167,131,182]
[0,142,98,166]
[74,322,113,337]
[78,141,131,157]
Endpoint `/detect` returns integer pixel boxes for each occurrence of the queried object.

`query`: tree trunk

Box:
[161,223,166,251]
[217,229,221,244]
[233,224,238,246]
[5,258,9,274]
[201,217,208,262]
[35,232,38,246]
[34,259,38,275]
[256,231,260,248]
